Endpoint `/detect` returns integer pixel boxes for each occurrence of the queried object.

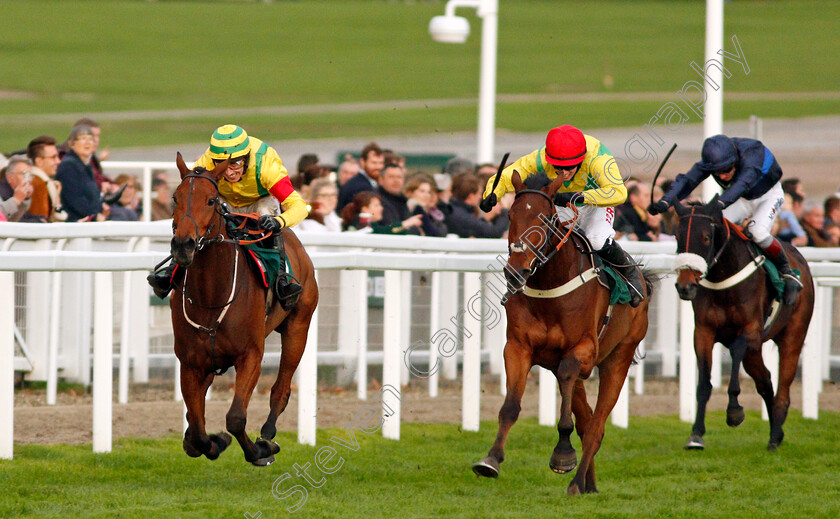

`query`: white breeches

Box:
[555,204,616,251]
[722,183,784,248]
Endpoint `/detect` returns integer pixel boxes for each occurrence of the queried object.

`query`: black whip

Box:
[650,143,677,206]
[489,151,511,196]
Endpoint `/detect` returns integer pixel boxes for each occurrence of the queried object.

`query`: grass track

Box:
[3,411,840,518]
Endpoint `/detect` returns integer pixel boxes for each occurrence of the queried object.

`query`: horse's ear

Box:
[510,169,524,192]
[673,199,687,216]
[176,152,189,180]
[707,194,723,217]
[210,159,229,181]
[546,174,566,198]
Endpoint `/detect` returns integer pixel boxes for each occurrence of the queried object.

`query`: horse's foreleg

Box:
[725,335,749,428]
[227,349,275,466]
[568,341,635,496]
[550,355,582,474]
[472,343,531,478]
[571,379,596,492]
[261,315,311,442]
[741,347,777,447]
[181,366,229,460]
[687,328,715,449]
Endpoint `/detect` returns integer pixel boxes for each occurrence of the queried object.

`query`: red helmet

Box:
[545,125,586,167]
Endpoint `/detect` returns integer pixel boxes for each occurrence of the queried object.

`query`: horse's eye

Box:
[207,198,216,206]
[702,232,711,245]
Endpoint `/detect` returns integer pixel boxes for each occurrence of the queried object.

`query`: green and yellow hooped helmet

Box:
[208,125,251,161]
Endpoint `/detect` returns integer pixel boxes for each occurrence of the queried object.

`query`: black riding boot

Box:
[273,232,302,310]
[597,239,645,308]
[762,240,803,306]
[147,262,179,299]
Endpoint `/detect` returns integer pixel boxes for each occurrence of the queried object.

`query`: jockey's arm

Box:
[662,165,707,204]
[268,177,309,228]
[482,152,538,200]
[576,155,628,207]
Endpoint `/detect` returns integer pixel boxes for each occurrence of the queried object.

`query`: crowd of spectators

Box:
[2,125,837,250]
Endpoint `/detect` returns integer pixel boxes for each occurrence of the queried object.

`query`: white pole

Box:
[820,286,832,382]
[476,0,498,163]
[633,339,645,395]
[339,269,362,397]
[761,341,779,422]
[462,272,482,432]
[46,267,63,406]
[612,374,629,429]
[440,271,459,380]
[538,368,556,426]
[355,270,369,400]
[429,271,442,398]
[658,277,679,377]
[702,0,724,203]
[400,270,412,385]
[118,250,136,404]
[0,272,15,459]
[711,342,722,388]
[802,285,824,419]
[382,270,402,440]
[297,272,319,446]
[679,299,697,423]
[92,272,113,453]
[131,238,150,384]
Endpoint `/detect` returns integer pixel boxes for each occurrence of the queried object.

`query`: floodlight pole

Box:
[702,0,724,202]
[437,0,498,164]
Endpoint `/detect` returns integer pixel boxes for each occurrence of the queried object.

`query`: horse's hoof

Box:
[549,450,577,474]
[726,407,745,427]
[567,483,582,496]
[182,439,202,458]
[684,434,705,450]
[472,457,500,478]
[256,438,281,456]
[251,455,275,467]
[211,432,233,452]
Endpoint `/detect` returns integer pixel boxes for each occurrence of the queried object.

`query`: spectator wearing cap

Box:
[447,172,508,239]
[56,125,106,221]
[338,142,384,211]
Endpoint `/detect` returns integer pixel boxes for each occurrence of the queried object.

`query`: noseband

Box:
[175,173,226,251]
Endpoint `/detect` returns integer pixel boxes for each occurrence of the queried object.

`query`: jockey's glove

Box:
[647,199,671,215]
[479,193,497,213]
[554,191,580,207]
[258,215,285,233]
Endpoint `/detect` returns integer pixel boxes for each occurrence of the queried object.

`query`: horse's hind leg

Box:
[550,355,582,474]
[227,348,277,466]
[182,366,231,460]
[473,343,531,478]
[260,312,312,442]
[568,340,635,496]
[687,328,715,450]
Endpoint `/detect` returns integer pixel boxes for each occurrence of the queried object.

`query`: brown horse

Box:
[672,199,814,451]
[472,171,653,494]
[170,153,318,466]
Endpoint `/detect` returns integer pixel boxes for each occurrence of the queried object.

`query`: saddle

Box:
[568,230,633,305]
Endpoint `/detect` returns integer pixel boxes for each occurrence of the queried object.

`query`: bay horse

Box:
[170,153,318,466]
[672,198,814,451]
[472,171,654,495]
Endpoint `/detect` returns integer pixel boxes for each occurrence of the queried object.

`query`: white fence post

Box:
[633,339,645,395]
[612,374,630,429]
[46,267,63,406]
[429,272,442,398]
[679,299,697,423]
[400,270,412,386]
[802,285,824,419]
[461,272,482,432]
[1,272,14,459]
[297,272,319,446]
[92,272,113,453]
[382,270,402,440]
[538,368,556,426]
[131,238,151,384]
[24,240,52,381]
[658,277,679,377]
[439,271,459,380]
[761,341,779,421]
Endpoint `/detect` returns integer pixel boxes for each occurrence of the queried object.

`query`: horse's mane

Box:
[193,166,211,175]
[523,171,551,190]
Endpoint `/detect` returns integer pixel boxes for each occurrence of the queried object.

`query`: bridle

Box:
[677,206,732,277]
[508,189,579,282]
[175,173,227,251]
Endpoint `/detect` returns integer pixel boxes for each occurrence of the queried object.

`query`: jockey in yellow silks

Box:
[148,125,307,304]
[480,124,645,307]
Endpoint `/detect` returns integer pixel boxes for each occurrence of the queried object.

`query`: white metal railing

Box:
[1,224,839,457]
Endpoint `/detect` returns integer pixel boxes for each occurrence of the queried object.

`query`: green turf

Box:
[2,411,840,518]
[1,0,839,152]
